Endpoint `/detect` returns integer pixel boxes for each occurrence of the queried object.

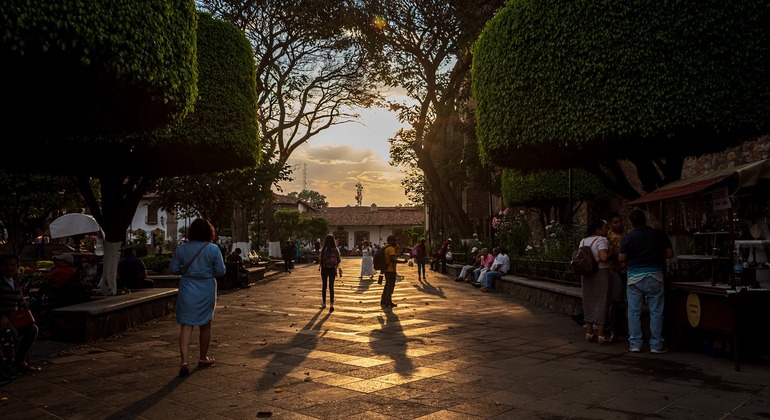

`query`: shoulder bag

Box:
[181,244,207,275]
[8,286,35,329]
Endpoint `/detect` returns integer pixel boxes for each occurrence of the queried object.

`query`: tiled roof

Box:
[320,205,425,226]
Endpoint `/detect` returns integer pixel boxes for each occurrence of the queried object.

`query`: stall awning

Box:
[629,159,770,205]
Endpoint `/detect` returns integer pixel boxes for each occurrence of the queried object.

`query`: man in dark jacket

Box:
[281,240,295,274]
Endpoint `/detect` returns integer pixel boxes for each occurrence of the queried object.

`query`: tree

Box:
[473,1,770,197]
[501,168,613,233]
[287,190,329,209]
[353,0,506,238]
[0,172,83,256]
[2,5,260,295]
[199,0,381,257]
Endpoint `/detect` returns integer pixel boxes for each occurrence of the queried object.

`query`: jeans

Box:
[416,258,426,279]
[473,268,487,283]
[482,271,503,289]
[627,276,665,351]
[380,271,397,305]
[320,267,337,304]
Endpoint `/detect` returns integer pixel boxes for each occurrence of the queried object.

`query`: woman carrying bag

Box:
[169,218,226,376]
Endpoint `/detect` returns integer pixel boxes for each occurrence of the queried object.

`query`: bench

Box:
[50,288,178,343]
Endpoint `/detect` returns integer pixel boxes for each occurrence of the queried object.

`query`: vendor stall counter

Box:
[630,159,770,371]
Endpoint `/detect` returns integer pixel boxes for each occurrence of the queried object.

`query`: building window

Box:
[146,204,159,225]
[354,231,369,247]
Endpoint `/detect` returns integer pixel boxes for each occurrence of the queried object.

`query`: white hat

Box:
[471,247,478,253]
[53,254,75,265]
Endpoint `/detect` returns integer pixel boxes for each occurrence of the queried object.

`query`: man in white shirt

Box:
[480,247,510,292]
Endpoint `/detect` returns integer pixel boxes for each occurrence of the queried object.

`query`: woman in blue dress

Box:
[169,218,225,376]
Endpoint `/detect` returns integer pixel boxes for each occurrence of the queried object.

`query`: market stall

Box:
[630,159,770,371]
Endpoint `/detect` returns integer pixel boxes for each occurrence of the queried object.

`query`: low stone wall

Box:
[497,275,583,316]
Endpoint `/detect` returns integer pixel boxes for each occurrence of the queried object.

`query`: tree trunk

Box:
[418,151,474,237]
[231,201,250,254]
[73,175,151,296]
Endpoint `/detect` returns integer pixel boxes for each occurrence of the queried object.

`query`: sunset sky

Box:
[276,105,411,208]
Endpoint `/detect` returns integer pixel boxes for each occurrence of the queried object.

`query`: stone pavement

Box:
[3,258,770,419]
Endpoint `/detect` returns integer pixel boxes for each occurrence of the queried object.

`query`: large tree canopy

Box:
[2,4,260,295]
[1,0,198,164]
[473,0,770,196]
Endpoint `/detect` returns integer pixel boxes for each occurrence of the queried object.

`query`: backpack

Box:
[322,248,339,268]
[373,245,390,271]
[570,237,599,275]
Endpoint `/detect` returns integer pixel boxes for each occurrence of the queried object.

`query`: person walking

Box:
[619,210,674,353]
[580,219,612,345]
[380,235,406,308]
[169,218,226,376]
[319,235,341,311]
[281,240,294,274]
[359,240,376,280]
[412,238,428,281]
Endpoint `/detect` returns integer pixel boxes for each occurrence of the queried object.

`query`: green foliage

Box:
[304,217,329,242]
[2,0,198,146]
[0,171,83,256]
[274,210,304,242]
[492,208,531,257]
[501,168,612,206]
[136,11,260,176]
[473,0,770,171]
[533,221,582,261]
[287,190,329,209]
[142,254,172,274]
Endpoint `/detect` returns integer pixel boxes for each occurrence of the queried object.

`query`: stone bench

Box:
[50,288,178,343]
[445,263,465,278]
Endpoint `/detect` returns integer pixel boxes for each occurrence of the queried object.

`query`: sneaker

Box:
[320,302,326,309]
[454,277,463,282]
[629,347,641,353]
[650,348,668,354]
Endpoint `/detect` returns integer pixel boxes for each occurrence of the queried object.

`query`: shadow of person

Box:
[368,311,415,376]
[104,377,186,420]
[249,308,332,392]
[413,277,446,299]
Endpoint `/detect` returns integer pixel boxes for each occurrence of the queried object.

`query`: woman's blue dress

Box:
[169,241,226,326]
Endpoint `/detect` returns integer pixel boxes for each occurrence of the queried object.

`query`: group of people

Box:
[453,246,511,292]
[579,210,673,353]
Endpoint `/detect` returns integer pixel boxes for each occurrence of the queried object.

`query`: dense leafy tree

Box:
[2,6,260,294]
[0,172,83,256]
[287,190,329,209]
[501,168,613,232]
[352,0,505,237]
[198,0,381,256]
[473,0,770,197]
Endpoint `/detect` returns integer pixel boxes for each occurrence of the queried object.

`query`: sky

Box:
[275,105,412,208]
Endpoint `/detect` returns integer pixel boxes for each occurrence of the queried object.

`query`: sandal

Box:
[178,363,189,377]
[585,333,596,342]
[197,356,215,368]
[598,335,610,346]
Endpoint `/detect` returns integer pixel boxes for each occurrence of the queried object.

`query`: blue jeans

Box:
[416,258,426,278]
[627,276,665,351]
[482,271,504,289]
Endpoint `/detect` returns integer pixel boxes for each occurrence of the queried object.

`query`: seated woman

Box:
[41,253,82,307]
[0,254,41,382]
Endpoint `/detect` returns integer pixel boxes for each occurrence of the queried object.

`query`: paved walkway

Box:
[3,258,770,419]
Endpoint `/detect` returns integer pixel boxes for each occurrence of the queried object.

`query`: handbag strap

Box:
[16,284,30,310]
[182,244,207,274]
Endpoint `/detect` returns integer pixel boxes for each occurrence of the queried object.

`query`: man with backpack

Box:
[379,235,406,308]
